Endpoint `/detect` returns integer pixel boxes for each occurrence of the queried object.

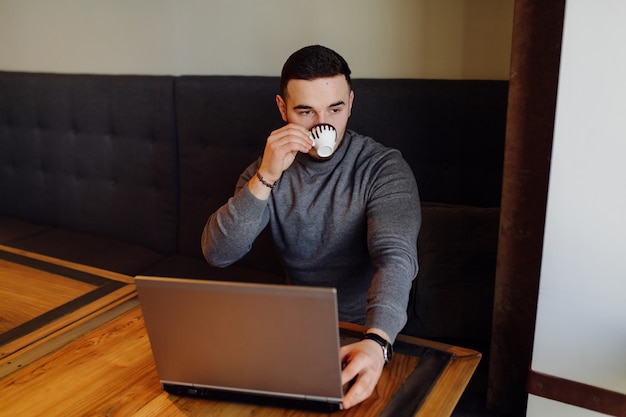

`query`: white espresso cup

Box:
[309,123,337,157]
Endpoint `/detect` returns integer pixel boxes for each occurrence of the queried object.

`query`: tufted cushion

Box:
[175,76,284,270]
[174,77,507,272]
[6,227,165,276]
[404,202,500,343]
[0,217,51,243]
[141,253,286,284]
[349,79,508,207]
[0,72,179,253]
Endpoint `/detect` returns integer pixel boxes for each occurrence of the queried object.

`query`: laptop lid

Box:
[135,276,344,411]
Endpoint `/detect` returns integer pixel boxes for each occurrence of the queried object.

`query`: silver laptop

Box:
[135,276,345,412]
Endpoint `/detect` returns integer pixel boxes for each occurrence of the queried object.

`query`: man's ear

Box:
[348,90,355,118]
[276,95,288,122]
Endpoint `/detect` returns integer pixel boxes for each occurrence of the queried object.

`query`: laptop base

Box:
[163,383,343,413]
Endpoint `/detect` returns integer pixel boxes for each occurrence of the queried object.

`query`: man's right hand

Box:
[248,123,312,199]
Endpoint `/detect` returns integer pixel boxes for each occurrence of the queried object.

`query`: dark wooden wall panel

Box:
[487,1,566,415]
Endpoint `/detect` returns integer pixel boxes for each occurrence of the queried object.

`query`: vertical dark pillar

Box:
[487,1,566,415]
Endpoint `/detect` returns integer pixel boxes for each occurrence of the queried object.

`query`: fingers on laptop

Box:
[339,344,383,409]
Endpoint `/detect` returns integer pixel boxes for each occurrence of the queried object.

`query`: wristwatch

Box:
[362,333,393,365]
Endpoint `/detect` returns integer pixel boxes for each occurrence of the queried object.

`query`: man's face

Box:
[276,75,354,158]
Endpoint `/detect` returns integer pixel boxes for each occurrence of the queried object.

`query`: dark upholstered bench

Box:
[0,71,508,348]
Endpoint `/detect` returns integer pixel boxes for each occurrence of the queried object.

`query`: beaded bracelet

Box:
[256,170,277,189]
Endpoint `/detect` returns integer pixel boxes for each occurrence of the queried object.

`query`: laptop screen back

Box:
[135,276,344,405]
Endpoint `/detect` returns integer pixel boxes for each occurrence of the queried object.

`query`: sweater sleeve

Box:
[364,151,421,341]
[201,161,270,267]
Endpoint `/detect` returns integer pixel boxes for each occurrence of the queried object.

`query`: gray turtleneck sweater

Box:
[202,130,420,341]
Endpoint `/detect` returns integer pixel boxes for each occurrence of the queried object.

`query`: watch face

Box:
[383,343,393,363]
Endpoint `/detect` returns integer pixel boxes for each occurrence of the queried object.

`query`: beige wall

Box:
[0,0,513,79]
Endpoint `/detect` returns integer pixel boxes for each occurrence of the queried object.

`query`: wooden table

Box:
[0,246,481,416]
[0,245,136,377]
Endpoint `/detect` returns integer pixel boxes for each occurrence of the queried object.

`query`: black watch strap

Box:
[361,333,393,364]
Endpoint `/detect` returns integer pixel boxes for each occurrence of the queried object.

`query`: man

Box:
[202,45,420,409]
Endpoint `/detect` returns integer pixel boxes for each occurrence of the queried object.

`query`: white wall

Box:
[528,1,626,416]
[0,0,513,79]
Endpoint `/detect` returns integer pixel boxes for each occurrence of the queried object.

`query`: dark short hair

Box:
[280,45,352,97]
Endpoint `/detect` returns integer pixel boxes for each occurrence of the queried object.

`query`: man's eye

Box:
[330,108,341,113]
[299,110,312,116]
